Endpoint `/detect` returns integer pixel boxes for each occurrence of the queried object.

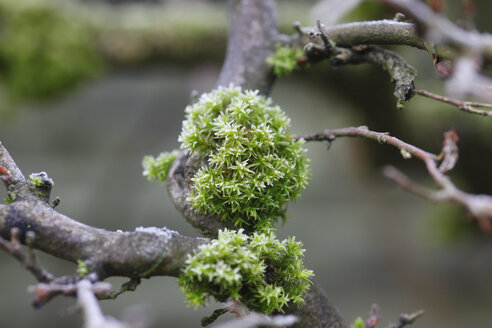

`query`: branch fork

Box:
[299,126,492,233]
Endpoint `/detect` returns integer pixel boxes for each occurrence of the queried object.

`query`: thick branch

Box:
[288,283,346,328]
[384,0,492,62]
[0,142,30,201]
[0,142,207,280]
[0,201,207,279]
[322,20,427,51]
[217,0,278,94]
[294,20,453,59]
[169,0,281,237]
[296,23,417,103]
[331,46,416,102]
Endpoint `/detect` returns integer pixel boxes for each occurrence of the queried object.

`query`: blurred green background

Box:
[1,0,492,327]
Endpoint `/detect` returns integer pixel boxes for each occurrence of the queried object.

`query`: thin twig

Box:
[296,126,437,161]
[366,304,380,328]
[299,126,492,232]
[384,0,492,102]
[386,309,425,328]
[77,280,129,328]
[415,88,492,116]
[29,276,108,308]
[0,229,54,283]
[382,166,445,202]
[360,304,423,328]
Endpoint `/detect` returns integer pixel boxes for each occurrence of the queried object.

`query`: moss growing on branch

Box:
[177,86,310,231]
[267,45,306,76]
[144,86,313,314]
[350,317,365,328]
[142,150,179,182]
[179,229,313,314]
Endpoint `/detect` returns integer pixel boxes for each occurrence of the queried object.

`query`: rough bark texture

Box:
[0,142,207,280]
[332,46,417,102]
[288,284,346,328]
[0,201,207,279]
[324,20,426,50]
[167,152,235,238]
[217,0,278,94]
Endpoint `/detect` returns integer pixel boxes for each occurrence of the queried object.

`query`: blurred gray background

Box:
[1,0,492,327]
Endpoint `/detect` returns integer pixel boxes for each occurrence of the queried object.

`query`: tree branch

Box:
[383,0,492,61]
[0,141,208,289]
[386,309,424,328]
[414,88,492,116]
[299,126,492,232]
[383,0,492,102]
[292,22,417,103]
[0,228,54,282]
[291,19,451,59]
[77,280,130,328]
[216,0,278,95]
[0,200,207,279]
[331,46,416,103]
[167,152,236,238]
[166,2,347,327]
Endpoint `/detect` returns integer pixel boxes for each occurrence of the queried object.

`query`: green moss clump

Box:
[142,150,179,182]
[267,44,305,76]
[0,0,103,103]
[179,229,313,314]
[28,173,45,187]
[76,259,90,277]
[178,86,310,231]
[350,317,365,328]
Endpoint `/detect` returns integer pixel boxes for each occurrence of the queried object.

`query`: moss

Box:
[179,229,313,314]
[142,150,179,182]
[0,0,103,104]
[178,86,310,231]
[267,44,306,76]
[76,259,90,277]
[28,174,45,188]
[147,86,313,315]
[350,317,365,328]
[4,192,15,204]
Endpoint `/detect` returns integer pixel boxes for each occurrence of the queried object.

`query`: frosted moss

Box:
[178,86,310,231]
[144,86,314,314]
[179,229,313,314]
[142,150,179,182]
